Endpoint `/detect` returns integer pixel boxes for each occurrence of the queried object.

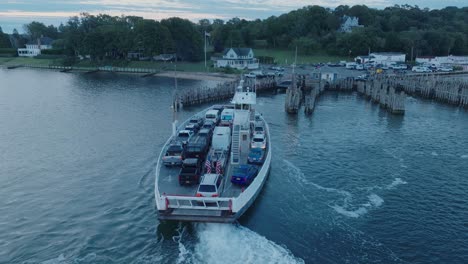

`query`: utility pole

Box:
[204,31,207,69]
[411,46,414,63]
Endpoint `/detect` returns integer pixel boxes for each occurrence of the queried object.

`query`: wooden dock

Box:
[176,77,277,107]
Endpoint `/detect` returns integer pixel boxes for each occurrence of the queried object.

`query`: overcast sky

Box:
[0,0,466,33]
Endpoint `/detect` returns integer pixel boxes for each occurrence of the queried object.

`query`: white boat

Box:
[154,80,271,222]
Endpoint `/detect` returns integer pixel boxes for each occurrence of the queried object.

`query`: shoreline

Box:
[0,64,238,82]
[155,71,237,81]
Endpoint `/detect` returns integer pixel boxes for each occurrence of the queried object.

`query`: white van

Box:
[205,109,220,125]
[212,126,231,152]
[220,109,234,126]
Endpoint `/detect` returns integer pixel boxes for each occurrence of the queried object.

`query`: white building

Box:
[339,16,363,33]
[416,55,468,69]
[355,52,406,66]
[216,48,259,70]
[18,37,54,57]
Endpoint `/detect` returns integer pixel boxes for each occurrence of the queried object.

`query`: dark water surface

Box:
[1,68,467,264]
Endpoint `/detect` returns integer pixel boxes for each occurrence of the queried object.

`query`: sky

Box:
[0,0,466,33]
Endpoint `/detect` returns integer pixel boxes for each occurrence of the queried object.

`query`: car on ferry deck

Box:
[177,130,194,145]
[162,142,185,166]
[253,123,265,135]
[247,148,265,164]
[202,120,216,132]
[205,109,220,125]
[189,116,204,127]
[220,108,234,126]
[198,128,213,143]
[185,123,199,134]
[196,174,224,197]
[251,133,266,149]
[231,165,259,186]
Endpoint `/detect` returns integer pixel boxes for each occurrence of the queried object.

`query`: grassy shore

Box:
[0,57,57,66]
[1,48,348,71]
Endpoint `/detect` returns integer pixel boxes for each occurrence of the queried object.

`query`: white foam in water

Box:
[174,223,191,264]
[331,205,368,218]
[386,178,407,190]
[40,254,71,264]
[431,151,439,156]
[461,154,468,159]
[190,223,304,264]
[283,159,352,199]
[368,194,384,207]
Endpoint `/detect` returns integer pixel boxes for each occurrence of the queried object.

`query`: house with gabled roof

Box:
[216,48,259,70]
[17,36,54,57]
[339,16,363,33]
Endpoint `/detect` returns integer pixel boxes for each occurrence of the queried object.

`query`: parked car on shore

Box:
[412,66,432,73]
[438,66,454,72]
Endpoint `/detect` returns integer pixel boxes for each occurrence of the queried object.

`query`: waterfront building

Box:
[216,48,259,70]
[17,36,54,57]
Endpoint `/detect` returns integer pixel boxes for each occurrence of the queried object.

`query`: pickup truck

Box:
[178,158,202,185]
[231,165,259,186]
[162,142,185,166]
[186,135,209,159]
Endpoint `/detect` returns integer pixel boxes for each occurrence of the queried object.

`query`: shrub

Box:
[41,49,64,55]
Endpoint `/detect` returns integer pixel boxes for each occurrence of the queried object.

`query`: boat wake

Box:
[174,223,304,264]
[282,159,406,218]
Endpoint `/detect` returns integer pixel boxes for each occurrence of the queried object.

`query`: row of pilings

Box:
[175,73,468,112]
[175,77,277,106]
[284,74,327,115]
[331,76,411,115]
[395,74,468,107]
[284,75,405,115]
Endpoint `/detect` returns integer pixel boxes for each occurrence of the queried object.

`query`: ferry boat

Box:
[154,80,271,223]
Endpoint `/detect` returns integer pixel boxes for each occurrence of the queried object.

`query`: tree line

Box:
[1,5,468,61]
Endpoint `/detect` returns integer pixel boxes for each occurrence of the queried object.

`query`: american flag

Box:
[205,159,211,173]
[216,161,222,174]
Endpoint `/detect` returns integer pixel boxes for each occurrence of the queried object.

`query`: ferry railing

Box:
[165,195,232,211]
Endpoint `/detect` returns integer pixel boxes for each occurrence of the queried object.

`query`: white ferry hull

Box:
[155,107,272,223]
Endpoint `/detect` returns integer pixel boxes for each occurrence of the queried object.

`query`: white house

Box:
[18,37,54,57]
[216,48,259,70]
[339,16,363,33]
